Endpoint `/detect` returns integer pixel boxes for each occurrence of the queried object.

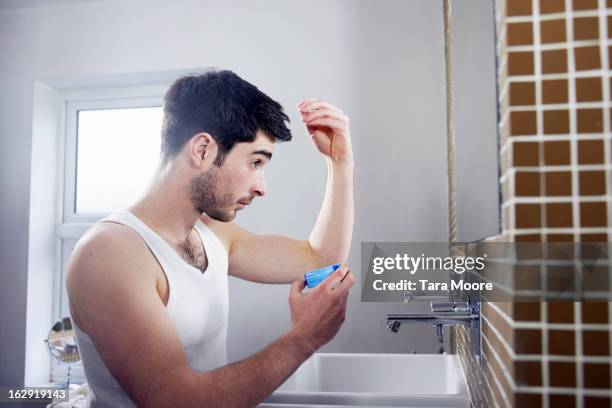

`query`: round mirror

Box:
[45,316,80,388]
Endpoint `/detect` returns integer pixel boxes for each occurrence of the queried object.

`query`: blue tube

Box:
[304,263,341,288]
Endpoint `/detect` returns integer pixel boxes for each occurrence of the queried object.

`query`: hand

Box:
[298,99,353,166]
[288,264,355,351]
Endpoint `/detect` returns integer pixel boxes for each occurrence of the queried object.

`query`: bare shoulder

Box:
[67,221,151,277]
[66,222,159,330]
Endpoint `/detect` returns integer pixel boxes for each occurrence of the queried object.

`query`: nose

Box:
[251,173,267,197]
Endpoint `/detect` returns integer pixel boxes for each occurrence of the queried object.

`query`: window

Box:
[75,107,163,213]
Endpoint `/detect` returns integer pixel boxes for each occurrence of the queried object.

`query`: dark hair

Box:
[161,70,292,165]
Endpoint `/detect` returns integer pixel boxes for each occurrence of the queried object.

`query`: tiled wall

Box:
[456,0,612,406]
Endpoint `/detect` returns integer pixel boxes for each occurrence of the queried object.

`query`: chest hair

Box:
[176,232,208,274]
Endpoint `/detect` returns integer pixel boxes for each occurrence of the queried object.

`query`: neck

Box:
[129,163,199,243]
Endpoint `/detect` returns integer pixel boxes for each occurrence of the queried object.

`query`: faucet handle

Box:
[431,301,470,313]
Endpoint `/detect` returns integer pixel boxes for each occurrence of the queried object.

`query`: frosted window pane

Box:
[75,107,163,214]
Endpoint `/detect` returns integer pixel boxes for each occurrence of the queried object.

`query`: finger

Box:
[297,98,319,109]
[301,109,348,124]
[309,128,332,152]
[313,264,347,292]
[320,265,351,292]
[301,101,343,114]
[304,117,347,131]
[290,279,306,296]
[341,271,356,290]
[330,270,355,294]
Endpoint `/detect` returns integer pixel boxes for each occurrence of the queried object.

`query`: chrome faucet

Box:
[386,299,480,359]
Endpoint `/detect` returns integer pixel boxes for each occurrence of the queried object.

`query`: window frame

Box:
[61,86,166,225]
[52,84,168,383]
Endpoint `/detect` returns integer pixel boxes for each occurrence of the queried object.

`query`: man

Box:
[66,70,355,407]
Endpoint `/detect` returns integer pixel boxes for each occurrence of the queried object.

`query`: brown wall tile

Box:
[547,265,577,293]
[580,201,608,227]
[548,302,575,323]
[510,81,536,105]
[544,141,571,165]
[541,0,565,13]
[544,109,570,134]
[514,265,542,290]
[578,139,604,164]
[585,396,611,408]
[546,202,574,227]
[479,2,612,406]
[581,233,608,242]
[547,233,574,241]
[579,171,606,195]
[549,361,576,387]
[576,77,603,102]
[516,203,542,228]
[509,51,535,75]
[514,329,542,354]
[545,171,572,195]
[542,79,568,104]
[574,17,599,41]
[516,171,541,196]
[549,394,576,408]
[511,110,537,135]
[515,233,543,242]
[573,0,598,10]
[541,19,567,43]
[514,360,542,386]
[507,0,532,15]
[575,46,601,71]
[577,109,604,133]
[583,363,611,389]
[582,302,609,323]
[548,329,575,355]
[515,392,542,407]
[583,265,610,292]
[508,22,534,45]
[514,141,540,166]
[513,302,541,321]
[542,49,568,73]
[583,330,610,356]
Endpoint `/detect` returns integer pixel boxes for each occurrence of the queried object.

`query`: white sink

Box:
[260,353,469,408]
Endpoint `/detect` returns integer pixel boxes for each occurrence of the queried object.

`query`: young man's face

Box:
[189,131,275,222]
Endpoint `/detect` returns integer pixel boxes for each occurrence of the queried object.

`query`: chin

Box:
[208,210,236,223]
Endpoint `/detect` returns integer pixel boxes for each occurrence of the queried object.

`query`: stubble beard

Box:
[188,166,237,222]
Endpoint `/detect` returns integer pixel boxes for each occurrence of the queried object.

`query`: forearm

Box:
[308,159,354,263]
[166,330,313,408]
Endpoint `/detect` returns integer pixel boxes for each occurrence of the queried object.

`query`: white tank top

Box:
[72,210,229,407]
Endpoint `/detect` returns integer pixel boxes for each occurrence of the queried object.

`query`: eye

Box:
[251,159,263,168]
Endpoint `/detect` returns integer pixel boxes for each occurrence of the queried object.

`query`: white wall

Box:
[0,0,498,385]
[0,7,42,388]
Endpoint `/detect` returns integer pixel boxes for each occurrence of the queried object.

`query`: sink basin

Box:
[260,353,469,407]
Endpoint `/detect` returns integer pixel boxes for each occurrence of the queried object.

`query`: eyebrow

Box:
[252,149,273,160]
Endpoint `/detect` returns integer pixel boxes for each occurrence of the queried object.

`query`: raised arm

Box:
[209,99,354,284]
[66,224,354,408]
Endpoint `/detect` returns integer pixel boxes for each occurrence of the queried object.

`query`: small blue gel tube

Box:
[304,263,341,288]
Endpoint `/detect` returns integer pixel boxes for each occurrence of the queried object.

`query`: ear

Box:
[187,133,217,168]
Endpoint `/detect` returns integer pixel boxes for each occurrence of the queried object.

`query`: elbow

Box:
[306,240,348,266]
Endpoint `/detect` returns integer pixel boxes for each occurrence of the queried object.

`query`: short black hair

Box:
[161,70,292,165]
